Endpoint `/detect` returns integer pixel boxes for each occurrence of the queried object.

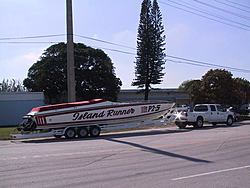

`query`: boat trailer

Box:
[10,118,171,139]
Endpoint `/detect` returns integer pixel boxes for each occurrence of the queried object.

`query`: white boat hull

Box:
[31,100,174,130]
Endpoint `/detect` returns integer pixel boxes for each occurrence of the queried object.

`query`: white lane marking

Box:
[172,165,250,181]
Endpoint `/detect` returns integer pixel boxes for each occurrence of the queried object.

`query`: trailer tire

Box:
[90,126,100,137]
[176,122,187,129]
[194,117,203,128]
[54,135,62,138]
[65,128,76,139]
[78,127,88,138]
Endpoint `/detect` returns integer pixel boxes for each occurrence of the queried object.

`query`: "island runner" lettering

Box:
[72,108,135,121]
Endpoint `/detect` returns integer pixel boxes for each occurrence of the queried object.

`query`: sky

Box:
[1,0,250,89]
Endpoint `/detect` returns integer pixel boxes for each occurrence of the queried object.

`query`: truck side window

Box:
[194,105,208,112]
[216,105,224,112]
[210,105,216,111]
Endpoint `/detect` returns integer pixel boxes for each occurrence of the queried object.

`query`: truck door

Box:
[216,105,227,122]
[209,105,218,122]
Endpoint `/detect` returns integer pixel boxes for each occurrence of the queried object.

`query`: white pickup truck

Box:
[175,104,234,129]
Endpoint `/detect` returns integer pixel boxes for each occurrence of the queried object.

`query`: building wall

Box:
[0,92,44,126]
[118,89,191,107]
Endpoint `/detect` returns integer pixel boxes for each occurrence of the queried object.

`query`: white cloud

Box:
[0,50,43,81]
[93,34,98,39]
[112,30,137,48]
[24,53,40,61]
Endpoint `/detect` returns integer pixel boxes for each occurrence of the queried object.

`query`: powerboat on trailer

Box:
[18,99,175,133]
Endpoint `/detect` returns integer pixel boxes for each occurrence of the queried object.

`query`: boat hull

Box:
[30,100,174,130]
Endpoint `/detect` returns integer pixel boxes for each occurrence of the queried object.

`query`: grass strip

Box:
[0,127,18,140]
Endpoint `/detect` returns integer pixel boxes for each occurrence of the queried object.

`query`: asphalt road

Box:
[1,121,250,188]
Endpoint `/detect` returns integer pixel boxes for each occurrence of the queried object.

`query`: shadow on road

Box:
[104,137,211,163]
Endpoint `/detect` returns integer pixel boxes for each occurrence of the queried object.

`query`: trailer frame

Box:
[10,118,171,139]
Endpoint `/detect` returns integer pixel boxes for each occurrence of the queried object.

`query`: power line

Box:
[226,0,250,9]
[0,41,58,44]
[0,34,65,41]
[167,0,250,28]
[166,59,214,69]
[90,45,136,55]
[214,0,250,13]
[159,0,250,31]
[193,0,250,20]
[1,33,249,74]
[74,34,250,73]
[75,35,250,74]
[75,34,135,50]
[166,55,250,73]
[166,59,250,73]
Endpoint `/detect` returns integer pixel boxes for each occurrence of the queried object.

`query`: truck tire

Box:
[90,126,100,137]
[65,128,76,139]
[227,116,233,126]
[78,127,88,138]
[194,117,203,128]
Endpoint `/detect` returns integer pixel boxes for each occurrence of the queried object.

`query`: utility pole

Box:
[66,0,76,102]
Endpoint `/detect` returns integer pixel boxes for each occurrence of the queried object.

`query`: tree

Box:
[201,69,235,105]
[177,79,203,104]
[0,79,27,92]
[233,77,250,105]
[178,69,250,106]
[177,79,199,91]
[23,42,122,103]
[132,0,165,100]
[188,80,203,104]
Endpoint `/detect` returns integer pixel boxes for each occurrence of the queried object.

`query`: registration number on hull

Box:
[141,105,161,113]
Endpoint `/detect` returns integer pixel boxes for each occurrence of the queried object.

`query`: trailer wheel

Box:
[54,135,62,139]
[176,122,187,129]
[65,128,76,139]
[194,117,203,128]
[78,127,88,138]
[90,126,100,137]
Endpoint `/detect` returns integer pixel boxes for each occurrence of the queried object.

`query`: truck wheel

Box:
[90,126,100,137]
[78,127,88,138]
[65,128,76,139]
[195,117,203,128]
[227,116,233,126]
